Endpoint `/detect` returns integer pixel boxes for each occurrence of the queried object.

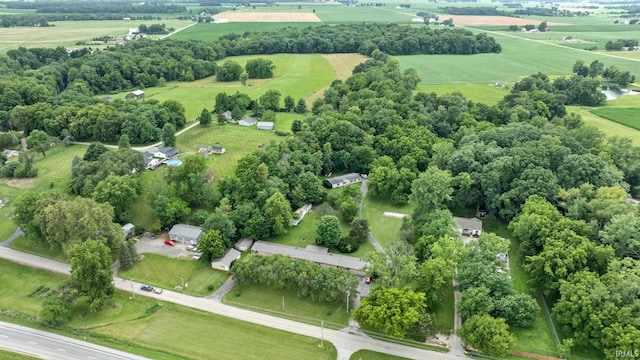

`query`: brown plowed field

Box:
[442,15,568,26]
[214,11,322,22]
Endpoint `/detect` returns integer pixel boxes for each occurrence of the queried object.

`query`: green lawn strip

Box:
[0,258,336,360]
[432,282,455,333]
[118,253,228,296]
[129,170,160,233]
[417,84,508,105]
[223,283,350,330]
[170,22,321,42]
[32,144,86,191]
[360,329,448,353]
[0,183,22,240]
[590,107,640,131]
[567,106,640,146]
[0,349,39,360]
[362,194,412,250]
[8,235,67,262]
[350,349,411,360]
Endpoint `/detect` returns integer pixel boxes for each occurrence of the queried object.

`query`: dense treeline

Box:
[439,6,587,17]
[216,23,502,56]
[4,1,186,14]
[605,38,639,50]
[439,7,506,16]
[0,14,164,27]
[233,254,359,304]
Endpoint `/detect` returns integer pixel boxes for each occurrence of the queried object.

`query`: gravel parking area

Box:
[135,235,192,258]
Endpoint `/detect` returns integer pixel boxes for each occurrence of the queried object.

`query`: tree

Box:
[26,129,49,156]
[365,241,417,288]
[40,293,72,327]
[417,257,452,310]
[162,123,176,147]
[92,174,140,223]
[409,166,453,231]
[337,235,359,253]
[459,314,516,357]
[340,198,359,223]
[83,141,108,161]
[458,286,494,322]
[67,240,115,313]
[294,98,308,114]
[349,219,369,243]
[198,108,212,125]
[589,60,604,78]
[217,60,243,82]
[316,215,342,247]
[239,72,248,85]
[353,286,426,338]
[259,89,281,111]
[197,230,225,262]
[291,119,302,133]
[537,21,548,32]
[493,293,540,328]
[153,195,191,229]
[263,191,292,236]
[245,58,275,79]
[284,95,295,112]
[600,213,640,259]
[117,134,130,149]
[204,209,237,248]
[118,238,138,271]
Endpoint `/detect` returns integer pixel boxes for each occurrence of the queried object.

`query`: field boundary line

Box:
[161,21,197,40]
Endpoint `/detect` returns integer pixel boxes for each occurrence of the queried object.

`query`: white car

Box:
[186,245,197,252]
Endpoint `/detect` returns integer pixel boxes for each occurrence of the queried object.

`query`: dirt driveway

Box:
[135,235,192,258]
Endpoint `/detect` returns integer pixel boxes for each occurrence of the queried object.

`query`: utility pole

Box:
[179,274,184,288]
[346,287,351,313]
[282,296,285,311]
[130,279,135,301]
[320,320,324,349]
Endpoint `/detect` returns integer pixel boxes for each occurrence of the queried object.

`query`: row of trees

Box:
[216,58,275,82]
[573,59,635,87]
[5,1,186,14]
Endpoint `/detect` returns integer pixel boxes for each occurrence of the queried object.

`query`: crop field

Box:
[590,107,640,131]
[214,11,321,22]
[568,105,640,146]
[224,283,351,330]
[0,19,191,53]
[170,21,319,42]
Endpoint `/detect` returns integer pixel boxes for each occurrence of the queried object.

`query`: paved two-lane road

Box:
[0,246,467,359]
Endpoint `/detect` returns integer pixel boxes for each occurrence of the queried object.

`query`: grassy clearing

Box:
[567,106,640,146]
[7,235,67,262]
[118,253,229,296]
[170,22,319,42]
[590,107,640,131]
[0,350,38,360]
[350,349,410,360]
[129,171,161,233]
[224,283,350,329]
[0,19,191,52]
[0,182,23,240]
[361,194,412,250]
[432,282,455,333]
[0,259,336,360]
[417,84,508,105]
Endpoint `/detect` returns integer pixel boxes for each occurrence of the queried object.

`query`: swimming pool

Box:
[165,159,183,166]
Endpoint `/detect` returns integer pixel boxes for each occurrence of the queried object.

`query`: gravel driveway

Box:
[135,235,192,258]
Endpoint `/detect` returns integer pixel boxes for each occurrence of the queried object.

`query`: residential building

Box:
[125,90,145,100]
[153,147,179,159]
[211,249,241,271]
[238,117,258,127]
[453,216,483,237]
[257,121,274,131]
[292,204,312,226]
[323,173,363,189]
[235,238,253,252]
[169,224,203,245]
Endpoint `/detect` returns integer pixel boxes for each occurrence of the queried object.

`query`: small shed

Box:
[292,203,312,226]
[211,146,225,155]
[2,149,20,158]
[122,223,135,237]
[235,238,254,252]
[238,117,258,127]
[257,121,274,131]
[211,249,241,271]
[169,224,203,245]
[125,90,145,100]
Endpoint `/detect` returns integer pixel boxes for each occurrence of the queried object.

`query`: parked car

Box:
[186,245,197,252]
[153,288,163,294]
[164,239,175,246]
[140,284,153,291]
[365,276,372,284]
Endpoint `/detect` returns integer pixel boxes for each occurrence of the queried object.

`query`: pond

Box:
[601,88,639,100]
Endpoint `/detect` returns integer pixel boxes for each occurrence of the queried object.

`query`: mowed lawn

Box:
[568,105,640,146]
[224,283,351,329]
[0,350,38,360]
[590,107,640,131]
[350,350,410,360]
[361,195,412,250]
[0,19,191,52]
[0,259,337,360]
[119,253,230,296]
[109,53,334,121]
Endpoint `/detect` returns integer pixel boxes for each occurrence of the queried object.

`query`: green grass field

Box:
[350,349,410,360]
[8,235,67,262]
[0,182,23,241]
[432,282,455,333]
[224,283,351,329]
[361,194,412,250]
[129,171,161,233]
[0,350,38,360]
[568,105,640,146]
[171,22,320,42]
[590,107,640,131]
[0,258,337,360]
[118,253,229,296]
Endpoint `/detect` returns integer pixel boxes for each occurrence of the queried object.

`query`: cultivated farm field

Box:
[170,21,320,42]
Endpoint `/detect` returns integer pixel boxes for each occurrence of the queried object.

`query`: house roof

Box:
[235,238,253,248]
[130,90,144,96]
[251,241,369,272]
[2,149,19,156]
[257,121,274,129]
[122,223,135,231]
[326,173,362,185]
[222,111,232,119]
[239,117,258,125]
[453,217,483,232]
[169,224,202,239]
[212,248,241,268]
[157,147,179,157]
[211,146,225,151]
[142,151,153,164]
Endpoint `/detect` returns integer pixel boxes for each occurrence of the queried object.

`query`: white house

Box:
[257,121,274,131]
[211,249,241,271]
[238,117,258,127]
[152,147,179,159]
[292,204,312,226]
[235,238,254,252]
[125,90,144,100]
[169,224,203,244]
[324,173,363,189]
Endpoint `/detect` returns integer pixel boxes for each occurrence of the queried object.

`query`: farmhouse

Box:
[292,203,312,226]
[211,249,241,271]
[199,145,225,155]
[235,238,254,252]
[153,146,179,159]
[257,121,274,131]
[453,216,483,237]
[238,117,258,127]
[142,151,161,170]
[2,149,20,158]
[222,111,233,121]
[251,241,369,275]
[169,224,203,245]
[125,90,145,100]
[324,173,363,189]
